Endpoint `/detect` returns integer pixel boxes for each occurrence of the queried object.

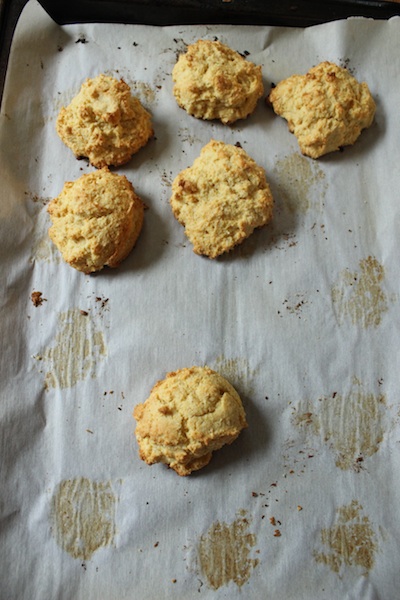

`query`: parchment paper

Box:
[1,2,400,598]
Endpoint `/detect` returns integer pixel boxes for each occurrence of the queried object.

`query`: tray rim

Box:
[1,0,400,108]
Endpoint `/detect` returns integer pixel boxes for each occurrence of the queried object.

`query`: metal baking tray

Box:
[1,0,400,107]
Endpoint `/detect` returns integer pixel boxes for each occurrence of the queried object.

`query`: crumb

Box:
[297,505,303,511]
[269,517,276,526]
[31,291,47,307]
[273,529,281,537]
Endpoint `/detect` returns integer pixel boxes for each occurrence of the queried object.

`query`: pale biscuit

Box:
[48,168,144,273]
[170,139,273,258]
[268,61,376,159]
[56,74,153,168]
[172,39,264,124]
[133,366,248,476]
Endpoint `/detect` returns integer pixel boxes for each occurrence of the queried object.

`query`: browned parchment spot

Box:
[293,380,386,471]
[51,478,117,560]
[34,308,106,389]
[198,514,259,589]
[274,152,327,214]
[314,501,377,576]
[331,256,389,328]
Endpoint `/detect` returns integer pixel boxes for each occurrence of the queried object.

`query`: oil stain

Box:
[128,80,156,105]
[198,512,259,589]
[51,477,117,560]
[293,379,386,471]
[314,501,377,576]
[331,256,389,328]
[213,355,258,395]
[30,201,61,264]
[34,308,107,389]
[273,152,327,215]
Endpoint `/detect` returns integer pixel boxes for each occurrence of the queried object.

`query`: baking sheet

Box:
[1,1,400,598]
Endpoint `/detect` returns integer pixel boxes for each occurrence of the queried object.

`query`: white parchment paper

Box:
[1,1,400,598]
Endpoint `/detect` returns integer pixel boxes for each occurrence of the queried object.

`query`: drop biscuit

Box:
[133,366,248,476]
[56,74,153,168]
[172,39,264,124]
[268,61,376,158]
[48,168,144,273]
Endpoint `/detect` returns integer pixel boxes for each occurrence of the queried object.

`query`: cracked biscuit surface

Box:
[133,366,248,476]
[268,61,376,158]
[170,139,273,258]
[56,74,153,168]
[48,168,144,273]
[172,39,264,124]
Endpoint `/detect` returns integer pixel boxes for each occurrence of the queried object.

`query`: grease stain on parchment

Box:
[198,512,259,589]
[29,198,61,264]
[331,256,389,328]
[34,308,107,389]
[314,501,377,576]
[105,69,157,105]
[293,380,386,471]
[213,355,258,395]
[273,152,327,214]
[51,478,117,560]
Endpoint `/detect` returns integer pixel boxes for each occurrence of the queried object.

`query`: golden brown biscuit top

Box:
[134,366,248,476]
[56,74,153,168]
[172,39,264,124]
[170,140,273,258]
[48,167,144,273]
[269,61,376,158]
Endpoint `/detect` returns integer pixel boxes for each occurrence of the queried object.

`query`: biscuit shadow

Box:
[193,395,272,478]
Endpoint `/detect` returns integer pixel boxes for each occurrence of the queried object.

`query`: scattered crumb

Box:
[31,291,47,307]
[297,505,303,511]
[273,529,281,537]
[269,517,276,526]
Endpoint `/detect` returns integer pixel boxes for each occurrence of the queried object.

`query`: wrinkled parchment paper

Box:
[1,1,400,598]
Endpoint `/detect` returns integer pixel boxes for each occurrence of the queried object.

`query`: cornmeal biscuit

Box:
[56,74,153,168]
[268,61,376,158]
[170,139,273,258]
[133,366,248,476]
[48,168,144,273]
[172,39,264,124]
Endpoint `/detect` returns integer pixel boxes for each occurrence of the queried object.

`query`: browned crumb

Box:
[31,291,47,307]
[269,517,276,526]
[273,529,281,537]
